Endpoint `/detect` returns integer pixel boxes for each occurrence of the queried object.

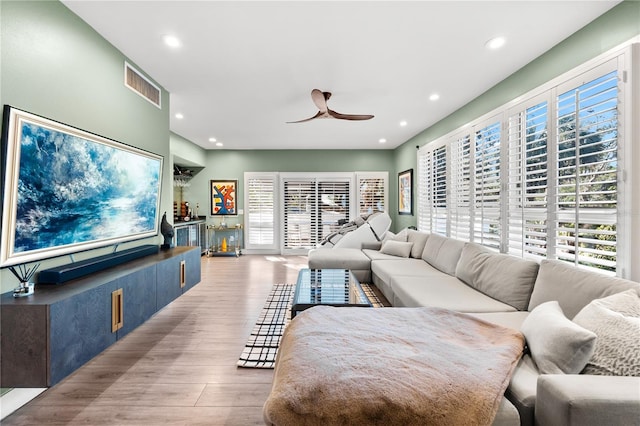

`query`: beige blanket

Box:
[263,306,524,426]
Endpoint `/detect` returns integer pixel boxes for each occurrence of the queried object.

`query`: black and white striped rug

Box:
[237,282,385,369]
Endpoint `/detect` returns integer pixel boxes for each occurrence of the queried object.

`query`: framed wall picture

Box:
[398,169,413,215]
[0,105,163,267]
[210,180,237,216]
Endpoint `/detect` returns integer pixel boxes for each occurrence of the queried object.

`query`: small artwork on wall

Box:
[398,169,413,215]
[210,180,237,216]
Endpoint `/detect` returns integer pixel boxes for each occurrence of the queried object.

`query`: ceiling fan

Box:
[287,89,374,123]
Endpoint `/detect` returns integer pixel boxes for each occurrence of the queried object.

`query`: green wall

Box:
[0,1,171,293]
[392,0,640,227]
[173,149,394,228]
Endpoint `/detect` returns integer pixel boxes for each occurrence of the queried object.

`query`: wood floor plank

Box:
[3,254,307,425]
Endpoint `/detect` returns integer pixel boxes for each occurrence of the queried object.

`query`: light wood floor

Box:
[3,254,309,426]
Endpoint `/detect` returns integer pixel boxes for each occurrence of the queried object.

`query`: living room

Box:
[1,1,639,424]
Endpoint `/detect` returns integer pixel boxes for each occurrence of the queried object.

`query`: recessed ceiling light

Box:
[163,35,181,48]
[379,138,387,144]
[429,93,440,101]
[215,142,223,147]
[209,137,217,143]
[399,121,407,127]
[485,36,506,50]
[175,113,184,119]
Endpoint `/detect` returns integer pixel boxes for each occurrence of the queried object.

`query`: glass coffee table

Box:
[291,269,372,319]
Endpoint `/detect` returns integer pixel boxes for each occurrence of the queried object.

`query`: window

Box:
[282,178,319,251]
[356,172,388,216]
[244,173,277,250]
[450,134,472,241]
[417,53,628,276]
[555,69,618,273]
[245,172,388,253]
[417,145,447,234]
[507,98,549,261]
[473,120,501,250]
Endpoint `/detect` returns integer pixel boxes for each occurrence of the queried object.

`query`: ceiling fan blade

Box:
[328,109,374,121]
[286,111,323,124]
[311,89,329,113]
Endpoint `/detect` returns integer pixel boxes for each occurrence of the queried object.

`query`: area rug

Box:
[237,282,385,369]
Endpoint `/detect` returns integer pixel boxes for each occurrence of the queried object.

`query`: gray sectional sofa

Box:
[307,228,640,426]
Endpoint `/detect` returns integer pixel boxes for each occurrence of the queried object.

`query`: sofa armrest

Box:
[535,374,640,426]
[361,241,382,250]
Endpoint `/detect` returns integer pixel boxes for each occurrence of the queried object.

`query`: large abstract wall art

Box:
[0,106,163,267]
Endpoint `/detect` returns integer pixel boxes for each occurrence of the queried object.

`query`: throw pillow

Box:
[521,301,597,374]
[573,289,640,376]
[379,240,413,258]
[382,229,408,243]
[407,229,429,259]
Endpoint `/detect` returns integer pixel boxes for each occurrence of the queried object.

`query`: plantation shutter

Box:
[244,173,277,249]
[281,175,353,252]
[283,179,317,250]
[555,65,619,273]
[356,172,388,215]
[417,144,446,234]
[507,99,549,260]
[318,180,350,240]
[473,120,501,249]
[417,149,430,231]
[450,133,472,241]
[432,146,447,235]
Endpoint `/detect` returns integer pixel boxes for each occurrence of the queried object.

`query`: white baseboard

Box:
[0,388,46,420]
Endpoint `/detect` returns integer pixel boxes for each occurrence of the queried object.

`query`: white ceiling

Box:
[62,1,620,150]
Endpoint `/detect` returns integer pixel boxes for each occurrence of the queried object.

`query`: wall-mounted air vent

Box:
[124,62,161,108]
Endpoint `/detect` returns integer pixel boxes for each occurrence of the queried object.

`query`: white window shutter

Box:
[244,173,277,250]
[473,120,501,249]
[507,99,549,260]
[555,68,619,273]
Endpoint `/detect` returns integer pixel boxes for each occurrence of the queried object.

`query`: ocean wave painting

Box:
[2,108,163,264]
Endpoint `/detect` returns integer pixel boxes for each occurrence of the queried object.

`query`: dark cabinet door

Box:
[49,285,116,386]
[182,248,202,292]
[156,256,183,309]
[115,266,157,339]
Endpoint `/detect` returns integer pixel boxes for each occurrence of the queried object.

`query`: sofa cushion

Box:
[456,243,539,311]
[407,229,429,258]
[371,259,441,285]
[362,249,404,261]
[420,234,465,275]
[379,240,413,258]
[528,260,640,319]
[470,311,530,331]
[535,375,640,426]
[361,241,382,250]
[307,248,371,270]
[521,301,596,374]
[390,275,517,312]
[505,355,539,426]
[573,289,640,376]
